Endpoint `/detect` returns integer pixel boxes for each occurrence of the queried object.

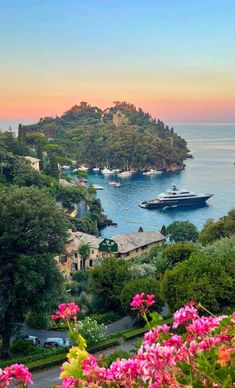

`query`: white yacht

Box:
[101,167,114,175]
[93,184,104,190]
[143,169,161,175]
[117,171,132,177]
[139,185,214,209]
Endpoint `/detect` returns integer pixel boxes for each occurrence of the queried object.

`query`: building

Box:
[112,231,165,259]
[57,231,103,278]
[24,156,41,171]
[112,110,129,127]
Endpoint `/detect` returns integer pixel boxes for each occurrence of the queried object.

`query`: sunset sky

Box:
[0,0,234,123]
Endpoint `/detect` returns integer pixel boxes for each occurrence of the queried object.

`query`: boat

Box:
[93,167,100,172]
[117,171,132,177]
[139,185,214,209]
[143,169,161,175]
[79,165,89,171]
[101,167,114,175]
[93,184,104,190]
[61,165,70,170]
[108,181,121,187]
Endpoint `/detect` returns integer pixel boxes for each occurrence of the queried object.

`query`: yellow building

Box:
[24,156,41,171]
[57,231,102,278]
[112,231,165,259]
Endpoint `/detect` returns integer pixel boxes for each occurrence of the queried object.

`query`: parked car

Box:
[43,337,69,348]
[22,335,40,346]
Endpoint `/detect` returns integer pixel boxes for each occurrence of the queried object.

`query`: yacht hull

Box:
[139,195,213,209]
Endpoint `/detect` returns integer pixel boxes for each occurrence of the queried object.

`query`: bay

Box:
[88,124,235,238]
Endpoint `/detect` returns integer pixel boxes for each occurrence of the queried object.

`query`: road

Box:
[32,337,138,387]
[21,316,133,346]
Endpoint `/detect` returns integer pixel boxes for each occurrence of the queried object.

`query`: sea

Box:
[1,121,234,238]
[88,124,235,238]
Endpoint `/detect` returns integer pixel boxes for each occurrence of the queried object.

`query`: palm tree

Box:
[78,240,91,271]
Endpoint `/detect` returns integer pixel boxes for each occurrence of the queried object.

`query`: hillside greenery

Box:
[0,129,104,235]
[22,101,189,171]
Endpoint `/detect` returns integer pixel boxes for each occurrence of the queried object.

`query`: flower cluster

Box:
[0,364,33,387]
[52,302,80,321]
[130,292,155,315]
[57,298,234,388]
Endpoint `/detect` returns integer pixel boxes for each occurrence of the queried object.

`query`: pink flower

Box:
[173,302,198,328]
[231,311,235,323]
[3,364,33,385]
[52,302,80,321]
[61,376,78,387]
[163,334,183,347]
[186,316,219,338]
[130,293,155,315]
[158,324,170,333]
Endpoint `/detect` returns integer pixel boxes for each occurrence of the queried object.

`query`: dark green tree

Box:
[163,242,197,264]
[160,247,235,314]
[199,210,235,245]
[0,186,69,359]
[160,225,166,236]
[78,241,91,271]
[166,221,199,242]
[18,124,27,145]
[89,257,131,312]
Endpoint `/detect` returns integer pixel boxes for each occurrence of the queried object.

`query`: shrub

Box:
[78,317,106,347]
[88,311,120,325]
[104,350,130,367]
[163,242,197,264]
[10,339,42,355]
[160,250,235,313]
[128,263,156,279]
[166,221,199,242]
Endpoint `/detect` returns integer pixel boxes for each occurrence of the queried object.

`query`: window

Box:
[125,252,130,257]
[74,252,78,258]
[72,263,78,271]
[136,248,138,252]
[89,259,93,267]
[91,250,94,254]
[60,255,67,264]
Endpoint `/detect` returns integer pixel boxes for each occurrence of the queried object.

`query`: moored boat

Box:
[117,170,132,177]
[143,169,161,175]
[101,167,114,175]
[139,185,214,209]
[93,184,104,190]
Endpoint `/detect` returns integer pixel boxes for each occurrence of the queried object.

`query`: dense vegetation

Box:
[0,129,104,235]
[22,101,189,171]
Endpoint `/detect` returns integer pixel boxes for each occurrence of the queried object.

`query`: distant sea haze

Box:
[1,119,235,134]
[0,120,33,133]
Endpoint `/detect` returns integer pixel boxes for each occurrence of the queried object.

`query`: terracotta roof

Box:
[112,231,165,254]
[67,231,102,252]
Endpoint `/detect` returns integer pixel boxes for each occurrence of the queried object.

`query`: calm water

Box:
[88,124,235,238]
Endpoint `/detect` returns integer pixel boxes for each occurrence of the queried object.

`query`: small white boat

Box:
[143,169,161,175]
[79,165,89,171]
[93,167,100,172]
[61,165,70,170]
[117,171,132,177]
[93,184,104,190]
[101,167,114,175]
[108,181,121,187]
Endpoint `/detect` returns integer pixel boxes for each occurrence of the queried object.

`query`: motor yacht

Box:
[139,185,214,209]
